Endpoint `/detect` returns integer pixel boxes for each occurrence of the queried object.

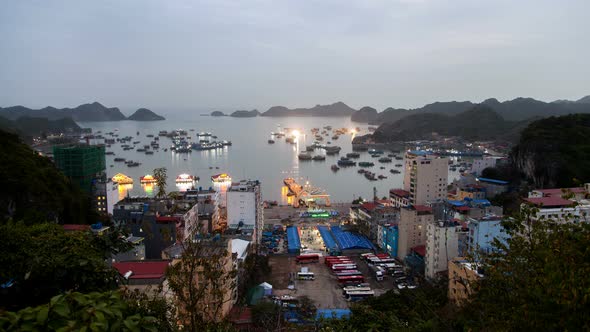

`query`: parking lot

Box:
[267,253,399,309]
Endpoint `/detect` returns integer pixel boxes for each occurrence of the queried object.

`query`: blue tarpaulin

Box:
[316,309,351,320]
[318,226,339,251]
[331,226,375,250]
[446,200,466,207]
[286,226,301,254]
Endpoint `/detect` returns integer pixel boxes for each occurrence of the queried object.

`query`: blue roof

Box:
[286,226,301,252]
[408,150,430,156]
[318,226,339,250]
[446,200,466,207]
[316,309,351,320]
[331,226,375,250]
[471,199,491,206]
[477,177,509,185]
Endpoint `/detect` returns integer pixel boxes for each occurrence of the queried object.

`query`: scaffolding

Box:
[53,144,106,192]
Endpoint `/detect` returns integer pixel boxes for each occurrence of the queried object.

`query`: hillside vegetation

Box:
[511,113,590,188]
[0,130,94,224]
[372,105,529,142]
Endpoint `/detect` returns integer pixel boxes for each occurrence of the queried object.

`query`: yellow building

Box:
[163,238,236,324]
[448,257,483,305]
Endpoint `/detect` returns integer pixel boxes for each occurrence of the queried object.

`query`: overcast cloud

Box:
[1,0,588,112]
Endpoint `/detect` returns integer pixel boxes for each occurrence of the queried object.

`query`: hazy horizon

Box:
[1,0,589,112]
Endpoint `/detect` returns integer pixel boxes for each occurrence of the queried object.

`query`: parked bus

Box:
[296,254,320,264]
[337,275,365,285]
[326,260,353,268]
[342,286,371,295]
[334,270,363,276]
[297,272,315,280]
[331,264,357,271]
[345,290,375,302]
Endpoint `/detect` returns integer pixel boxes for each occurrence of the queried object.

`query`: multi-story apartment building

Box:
[349,202,399,241]
[425,222,460,279]
[397,205,434,259]
[390,189,411,208]
[163,238,236,322]
[226,180,264,246]
[467,215,507,254]
[403,151,449,206]
[470,157,497,176]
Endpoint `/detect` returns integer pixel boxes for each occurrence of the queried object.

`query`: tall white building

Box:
[425,222,460,280]
[403,151,449,206]
[470,157,497,177]
[226,180,264,246]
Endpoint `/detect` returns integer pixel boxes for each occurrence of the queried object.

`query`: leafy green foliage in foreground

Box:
[0,291,159,332]
[459,207,590,331]
[0,222,130,310]
[321,282,449,332]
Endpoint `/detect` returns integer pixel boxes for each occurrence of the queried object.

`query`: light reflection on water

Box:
[84,116,464,213]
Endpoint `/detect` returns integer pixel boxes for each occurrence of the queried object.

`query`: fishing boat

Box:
[390,169,401,174]
[337,159,356,167]
[140,175,157,184]
[331,165,340,171]
[346,152,360,159]
[312,155,326,161]
[378,157,393,163]
[114,157,126,162]
[268,139,275,144]
[298,153,312,160]
[324,146,341,155]
[358,162,375,167]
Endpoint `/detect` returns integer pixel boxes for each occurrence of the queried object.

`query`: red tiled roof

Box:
[390,189,410,198]
[156,216,181,223]
[536,187,586,197]
[361,202,377,211]
[113,261,169,280]
[413,205,432,213]
[62,224,91,231]
[412,245,426,257]
[524,197,575,208]
[454,206,471,212]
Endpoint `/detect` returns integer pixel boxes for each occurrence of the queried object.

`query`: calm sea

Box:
[79,115,461,213]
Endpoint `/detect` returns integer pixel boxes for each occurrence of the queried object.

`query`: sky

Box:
[1,0,589,113]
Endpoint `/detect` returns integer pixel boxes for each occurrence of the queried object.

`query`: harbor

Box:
[77,116,468,213]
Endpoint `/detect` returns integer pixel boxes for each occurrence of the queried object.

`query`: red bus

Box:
[296,254,320,264]
[338,275,365,285]
[326,260,353,268]
[325,257,351,263]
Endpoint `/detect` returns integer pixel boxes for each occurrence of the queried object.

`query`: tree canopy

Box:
[0,222,130,310]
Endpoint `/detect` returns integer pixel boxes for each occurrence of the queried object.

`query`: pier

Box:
[283,178,331,208]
